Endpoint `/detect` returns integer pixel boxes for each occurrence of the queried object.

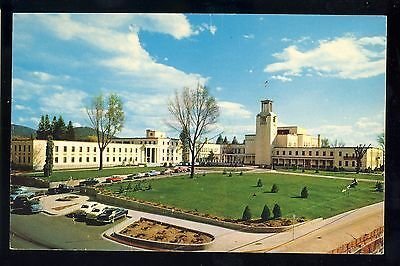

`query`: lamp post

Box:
[292,214,296,240]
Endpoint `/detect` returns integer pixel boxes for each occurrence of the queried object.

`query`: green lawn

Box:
[103,172,383,220]
[278,169,384,181]
[26,166,165,182]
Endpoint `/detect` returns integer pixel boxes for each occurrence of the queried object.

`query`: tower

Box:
[255,99,277,166]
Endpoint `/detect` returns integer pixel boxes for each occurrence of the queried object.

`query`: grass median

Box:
[103,172,383,220]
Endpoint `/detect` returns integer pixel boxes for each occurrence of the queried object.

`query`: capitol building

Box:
[11,99,383,171]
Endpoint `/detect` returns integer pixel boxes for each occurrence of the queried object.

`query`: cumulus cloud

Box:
[40,89,88,119]
[265,35,386,80]
[243,34,255,39]
[218,101,253,119]
[271,75,292,82]
[195,23,218,35]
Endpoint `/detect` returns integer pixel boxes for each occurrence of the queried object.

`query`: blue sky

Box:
[12,14,386,146]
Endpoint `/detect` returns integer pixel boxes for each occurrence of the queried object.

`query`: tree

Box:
[242,205,252,221]
[271,184,279,193]
[272,204,282,218]
[331,139,345,147]
[65,121,75,141]
[223,136,228,144]
[36,115,46,140]
[261,204,271,221]
[43,114,51,139]
[320,138,330,148]
[43,135,54,177]
[168,84,220,178]
[179,128,190,163]
[377,133,384,150]
[50,116,57,137]
[256,178,263,187]
[216,134,223,144]
[354,144,371,173]
[86,93,125,170]
[53,116,66,140]
[232,136,238,145]
[301,186,308,198]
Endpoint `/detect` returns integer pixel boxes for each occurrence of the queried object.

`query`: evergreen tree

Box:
[261,204,271,221]
[43,114,51,139]
[242,205,252,221]
[271,184,279,193]
[51,116,57,137]
[272,203,282,218]
[223,136,228,144]
[36,115,46,140]
[54,116,66,140]
[216,134,223,144]
[301,186,309,198]
[256,178,263,187]
[43,135,54,177]
[66,121,75,140]
[232,136,238,144]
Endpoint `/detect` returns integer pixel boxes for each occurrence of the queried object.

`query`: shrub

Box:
[239,171,243,176]
[301,186,308,198]
[126,182,132,190]
[202,172,206,176]
[223,169,227,175]
[118,185,124,194]
[302,168,305,173]
[333,166,338,172]
[272,204,282,219]
[242,205,252,221]
[261,204,271,221]
[271,184,279,193]
[256,178,263,187]
[292,165,297,171]
[315,169,319,173]
[375,181,383,192]
[228,172,232,177]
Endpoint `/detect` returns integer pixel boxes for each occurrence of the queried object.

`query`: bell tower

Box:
[255,99,277,166]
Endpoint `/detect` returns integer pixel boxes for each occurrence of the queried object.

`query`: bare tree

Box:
[354,144,371,173]
[331,139,345,147]
[86,94,125,170]
[168,84,220,178]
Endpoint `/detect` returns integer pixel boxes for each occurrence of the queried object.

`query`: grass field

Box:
[278,169,384,181]
[26,166,165,182]
[104,172,384,220]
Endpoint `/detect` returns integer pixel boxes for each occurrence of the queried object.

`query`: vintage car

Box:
[79,178,99,187]
[96,207,128,224]
[105,176,123,183]
[47,184,75,195]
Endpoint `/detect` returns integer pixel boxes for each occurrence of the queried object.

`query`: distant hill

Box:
[11,124,36,138]
[11,124,97,141]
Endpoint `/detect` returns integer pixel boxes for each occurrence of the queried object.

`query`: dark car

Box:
[96,207,128,224]
[11,196,42,214]
[48,184,75,195]
[79,178,99,187]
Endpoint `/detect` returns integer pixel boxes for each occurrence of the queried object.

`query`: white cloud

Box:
[248,69,253,73]
[14,104,31,111]
[218,101,253,119]
[31,71,54,81]
[195,23,217,35]
[243,34,255,39]
[215,86,223,92]
[271,75,292,82]
[12,78,47,100]
[72,122,82,127]
[29,14,208,92]
[265,36,386,80]
[40,89,88,118]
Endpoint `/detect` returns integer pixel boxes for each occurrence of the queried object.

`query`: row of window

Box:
[338,160,356,167]
[55,146,96,153]
[54,156,180,164]
[276,150,334,156]
[13,145,31,152]
[113,140,179,146]
[54,146,179,154]
[13,156,31,164]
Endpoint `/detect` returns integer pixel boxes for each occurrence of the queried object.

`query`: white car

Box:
[149,170,161,176]
[87,204,108,216]
[72,201,98,219]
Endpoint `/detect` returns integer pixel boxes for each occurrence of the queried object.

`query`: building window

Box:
[282,151,286,155]
[107,148,109,152]
[27,157,30,163]
[130,148,132,152]
[119,157,121,162]
[330,151,334,156]
[23,157,26,163]
[79,157,82,162]
[302,151,305,156]
[18,157,21,163]
[346,153,349,157]
[55,157,58,163]
[345,161,349,167]
[295,151,299,155]
[86,157,89,162]
[71,157,75,163]
[135,157,137,161]
[28,146,31,152]
[94,147,96,152]
[309,151,312,156]
[23,145,26,152]
[352,161,355,167]
[289,151,292,155]
[79,147,82,152]
[339,151,342,156]
[93,157,96,162]
[63,157,67,163]
[113,148,116,152]
[107,157,109,162]
[316,151,319,156]
[339,161,342,166]
[72,146,75,152]
[55,146,59,152]
[64,146,67,152]
[113,157,115,162]
[125,148,127,152]
[135,148,138,153]
[87,147,90,152]
[176,157,178,161]
[19,145,21,151]
[323,151,326,156]
[119,148,122,152]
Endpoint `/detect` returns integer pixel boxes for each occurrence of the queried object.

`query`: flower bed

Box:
[112,217,215,251]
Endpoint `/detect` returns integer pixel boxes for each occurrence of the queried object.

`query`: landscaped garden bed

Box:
[112,217,214,250]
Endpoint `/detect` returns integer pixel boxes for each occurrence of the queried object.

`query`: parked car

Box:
[144,172,151,177]
[11,196,42,214]
[161,169,173,175]
[71,202,99,219]
[105,176,123,183]
[79,178,99,187]
[96,207,128,224]
[149,170,160,176]
[48,184,75,195]
[85,204,109,222]
[10,186,36,202]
